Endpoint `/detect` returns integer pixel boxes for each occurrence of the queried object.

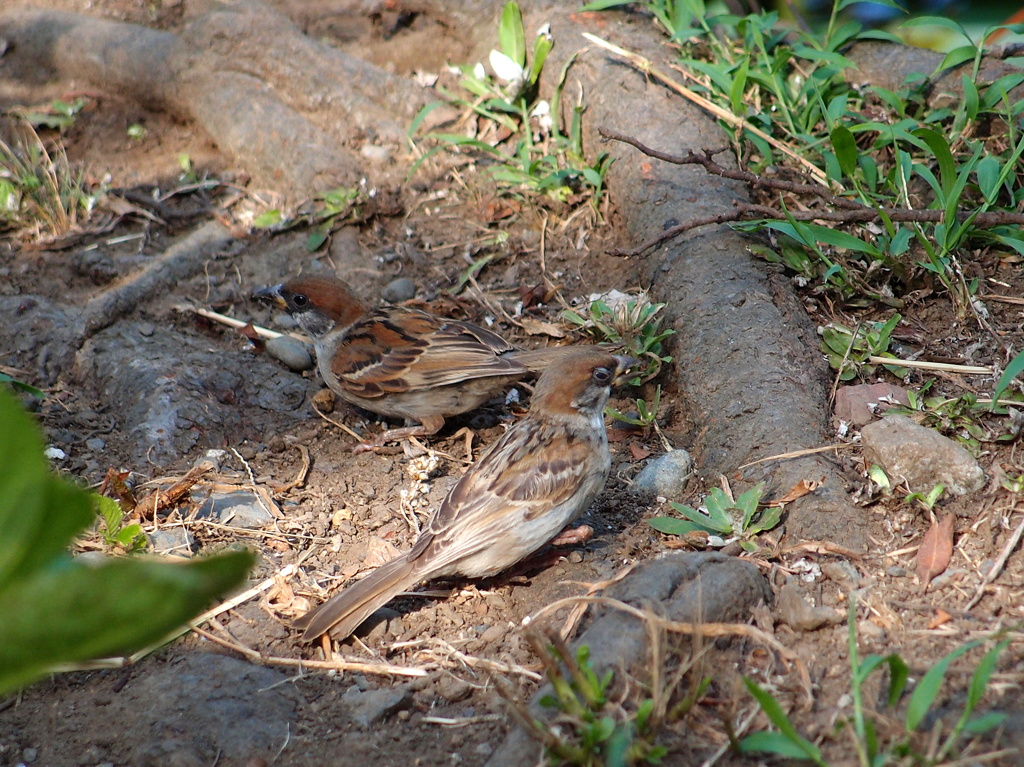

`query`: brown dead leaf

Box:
[629,442,652,461]
[518,316,567,338]
[927,609,953,629]
[767,478,822,507]
[916,513,954,592]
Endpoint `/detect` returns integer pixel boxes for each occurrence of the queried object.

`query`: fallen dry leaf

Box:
[916,513,954,592]
[518,316,567,338]
[927,608,953,629]
[767,478,822,507]
[629,442,652,461]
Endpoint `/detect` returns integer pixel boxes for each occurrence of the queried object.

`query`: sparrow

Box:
[291,348,636,641]
[253,275,571,448]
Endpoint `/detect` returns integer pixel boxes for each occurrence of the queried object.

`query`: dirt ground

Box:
[4,2,1024,767]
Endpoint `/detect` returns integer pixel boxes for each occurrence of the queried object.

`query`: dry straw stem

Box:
[527,594,812,703]
[865,356,995,375]
[581,33,830,186]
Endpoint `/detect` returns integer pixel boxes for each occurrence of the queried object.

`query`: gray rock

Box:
[381,277,417,303]
[630,449,694,498]
[264,335,314,372]
[197,491,273,529]
[130,653,298,766]
[85,437,106,451]
[861,415,985,496]
[147,527,196,556]
[342,684,411,727]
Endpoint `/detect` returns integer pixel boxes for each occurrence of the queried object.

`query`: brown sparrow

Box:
[291,348,636,641]
[254,275,571,448]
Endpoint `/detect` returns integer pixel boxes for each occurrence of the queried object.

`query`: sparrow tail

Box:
[293,555,418,641]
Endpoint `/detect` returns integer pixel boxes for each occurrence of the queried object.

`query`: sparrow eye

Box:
[292,293,309,308]
[592,367,612,384]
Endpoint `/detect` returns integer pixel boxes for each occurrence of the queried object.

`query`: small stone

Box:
[436,676,473,702]
[360,144,391,163]
[264,335,314,372]
[77,744,105,765]
[44,446,66,460]
[630,449,694,498]
[194,448,227,471]
[479,624,506,645]
[22,748,38,764]
[147,527,196,556]
[886,566,908,578]
[381,277,417,303]
[777,583,843,631]
[85,437,106,451]
[138,322,156,337]
[197,492,274,529]
[861,415,985,496]
[342,685,411,727]
[821,560,861,590]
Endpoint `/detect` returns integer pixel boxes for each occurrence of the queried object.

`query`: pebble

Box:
[777,583,843,631]
[381,277,417,303]
[147,527,196,556]
[342,685,411,727]
[264,335,314,372]
[22,748,38,764]
[861,415,985,496]
[85,437,106,451]
[137,322,155,337]
[197,491,274,529]
[360,143,392,163]
[629,449,694,498]
[436,676,473,702]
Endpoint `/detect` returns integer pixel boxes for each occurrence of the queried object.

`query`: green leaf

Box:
[498,1,526,68]
[647,517,708,536]
[906,640,981,731]
[937,44,979,72]
[962,72,980,122]
[963,711,1009,734]
[913,128,957,199]
[829,125,857,179]
[740,679,826,765]
[992,350,1024,406]
[668,500,733,534]
[0,551,252,694]
[0,374,44,398]
[0,393,92,585]
[252,209,283,229]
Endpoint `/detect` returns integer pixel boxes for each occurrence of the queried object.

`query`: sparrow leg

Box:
[449,427,476,462]
[549,524,594,547]
[352,415,445,453]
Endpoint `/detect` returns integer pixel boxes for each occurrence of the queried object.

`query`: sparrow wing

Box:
[331,309,524,398]
[408,423,605,571]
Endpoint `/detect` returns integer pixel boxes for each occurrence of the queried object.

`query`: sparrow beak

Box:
[252,284,287,309]
[613,355,640,386]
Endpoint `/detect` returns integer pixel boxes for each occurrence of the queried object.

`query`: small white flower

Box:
[473,62,486,81]
[531,100,552,132]
[488,49,523,84]
[537,23,551,39]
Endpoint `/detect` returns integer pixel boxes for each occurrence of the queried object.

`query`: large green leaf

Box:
[0,551,253,694]
[0,393,94,584]
[0,390,253,694]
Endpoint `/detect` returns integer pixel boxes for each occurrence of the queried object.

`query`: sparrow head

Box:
[253,275,366,339]
[529,348,637,419]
